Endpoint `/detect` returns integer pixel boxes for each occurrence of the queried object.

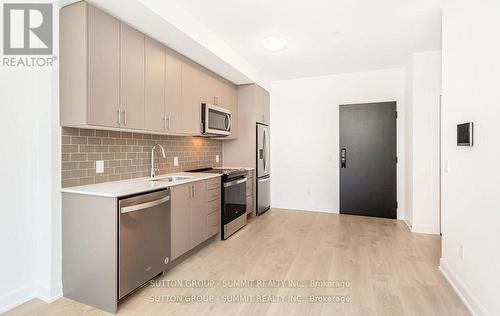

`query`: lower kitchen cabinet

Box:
[170,183,191,260]
[207,211,221,237]
[206,177,221,238]
[61,176,221,313]
[170,177,221,260]
[190,180,209,247]
[246,169,255,215]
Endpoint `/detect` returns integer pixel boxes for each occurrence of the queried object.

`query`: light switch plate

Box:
[96,160,104,173]
[173,157,179,167]
[216,155,219,163]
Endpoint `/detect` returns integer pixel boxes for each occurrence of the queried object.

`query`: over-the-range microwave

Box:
[201,103,232,136]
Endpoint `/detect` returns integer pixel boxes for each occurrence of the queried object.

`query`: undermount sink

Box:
[150,176,192,183]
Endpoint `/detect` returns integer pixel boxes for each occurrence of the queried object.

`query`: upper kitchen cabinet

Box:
[165,48,183,134]
[61,2,121,127]
[181,59,238,138]
[198,69,238,139]
[120,23,145,130]
[181,59,203,135]
[144,37,165,132]
[145,41,185,134]
[60,1,239,138]
[214,77,238,139]
[60,2,134,128]
[223,84,270,169]
[254,84,270,125]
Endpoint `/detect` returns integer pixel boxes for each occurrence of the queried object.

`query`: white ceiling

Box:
[170,0,445,81]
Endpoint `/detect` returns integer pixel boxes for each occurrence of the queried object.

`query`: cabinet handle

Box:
[192,184,195,197]
[167,116,171,130]
[163,116,166,130]
[122,110,127,125]
[117,109,121,125]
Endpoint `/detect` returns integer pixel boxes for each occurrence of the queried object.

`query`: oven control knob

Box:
[164,257,170,265]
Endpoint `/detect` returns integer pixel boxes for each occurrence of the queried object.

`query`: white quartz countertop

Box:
[60,172,221,198]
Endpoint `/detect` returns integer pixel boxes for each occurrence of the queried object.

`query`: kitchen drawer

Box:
[207,177,220,190]
[207,188,221,201]
[247,195,253,214]
[207,199,220,214]
[246,179,253,196]
[246,203,254,215]
[207,211,220,237]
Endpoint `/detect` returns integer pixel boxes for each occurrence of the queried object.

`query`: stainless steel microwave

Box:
[201,103,231,136]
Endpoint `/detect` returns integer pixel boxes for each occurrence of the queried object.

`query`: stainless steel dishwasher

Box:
[118,189,170,300]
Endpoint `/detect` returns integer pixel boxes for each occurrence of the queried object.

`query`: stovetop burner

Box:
[187,167,247,179]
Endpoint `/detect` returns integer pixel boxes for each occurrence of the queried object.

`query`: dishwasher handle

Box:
[121,195,170,214]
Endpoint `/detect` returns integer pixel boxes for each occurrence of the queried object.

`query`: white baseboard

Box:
[439,258,490,316]
[0,284,37,314]
[271,206,339,214]
[403,219,412,228]
[411,223,440,235]
[0,282,62,314]
[35,282,63,303]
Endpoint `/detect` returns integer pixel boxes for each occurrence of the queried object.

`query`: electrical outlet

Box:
[459,244,464,260]
[96,160,104,173]
[173,157,179,167]
[216,155,219,163]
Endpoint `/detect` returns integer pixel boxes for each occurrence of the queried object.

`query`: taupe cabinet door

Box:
[190,181,208,247]
[220,80,238,139]
[88,5,120,127]
[145,37,166,132]
[170,180,211,260]
[120,23,145,129]
[165,49,183,133]
[171,183,191,260]
[255,85,270,124]
[61,3,238,138]
[181,61,202,135]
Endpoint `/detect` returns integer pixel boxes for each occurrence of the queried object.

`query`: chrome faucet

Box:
[150,144,166,178]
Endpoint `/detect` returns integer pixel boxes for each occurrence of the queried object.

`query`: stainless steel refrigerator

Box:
[256,123,271,215]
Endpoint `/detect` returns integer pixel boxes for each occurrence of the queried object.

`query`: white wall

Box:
[405,51,442,234]
[270,68,406,217]
[440,1,500,315]
[404,58,414,226]
[0,5,62,313]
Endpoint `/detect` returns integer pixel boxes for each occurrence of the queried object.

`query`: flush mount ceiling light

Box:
[262,37,287,52]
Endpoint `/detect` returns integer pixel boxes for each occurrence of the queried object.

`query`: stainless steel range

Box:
[187,168,248,239]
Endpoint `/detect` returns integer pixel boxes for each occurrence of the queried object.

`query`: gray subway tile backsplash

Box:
[61,127,222,188]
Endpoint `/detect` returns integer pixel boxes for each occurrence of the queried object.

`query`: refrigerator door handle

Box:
[262,129,267,171]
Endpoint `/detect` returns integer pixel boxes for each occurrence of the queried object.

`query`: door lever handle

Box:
[341,148,347,168]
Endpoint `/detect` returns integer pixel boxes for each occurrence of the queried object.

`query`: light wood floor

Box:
[6,209,469,316]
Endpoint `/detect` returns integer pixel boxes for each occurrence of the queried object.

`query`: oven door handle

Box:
[223,178,247,188]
